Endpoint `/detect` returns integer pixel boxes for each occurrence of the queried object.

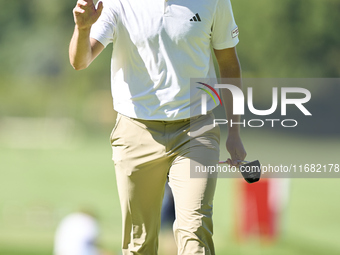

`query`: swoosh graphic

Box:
[196,82,223,106]
[197,87,217,105]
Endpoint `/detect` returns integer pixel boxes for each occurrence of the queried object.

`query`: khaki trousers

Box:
[110,112,220,255]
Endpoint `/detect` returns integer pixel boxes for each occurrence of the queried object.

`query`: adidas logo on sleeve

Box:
[190,13,201,22]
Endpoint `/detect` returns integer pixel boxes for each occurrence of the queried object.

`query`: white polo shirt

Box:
[90,0,239,120]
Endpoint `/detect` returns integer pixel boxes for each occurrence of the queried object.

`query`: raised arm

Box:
[69,0,105,70]
[214,47,247,166]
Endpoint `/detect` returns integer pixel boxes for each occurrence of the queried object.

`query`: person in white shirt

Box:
[54,212,100,255]
[69,0,246,254]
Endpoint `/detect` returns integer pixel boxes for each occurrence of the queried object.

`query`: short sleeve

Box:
[90,0,117,48]
[211,0,239,50]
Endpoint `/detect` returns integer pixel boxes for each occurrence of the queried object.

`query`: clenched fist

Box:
[73,0,103,30]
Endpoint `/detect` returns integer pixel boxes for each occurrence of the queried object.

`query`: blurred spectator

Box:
[54,210,113,255]
[234,178,290,243]
[159,182,177,255]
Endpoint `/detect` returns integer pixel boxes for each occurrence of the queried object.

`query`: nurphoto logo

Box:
[197,83,312,128]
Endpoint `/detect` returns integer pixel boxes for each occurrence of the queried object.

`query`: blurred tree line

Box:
[0,0,339,127]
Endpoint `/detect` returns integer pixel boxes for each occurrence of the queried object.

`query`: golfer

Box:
[69,0,246,254]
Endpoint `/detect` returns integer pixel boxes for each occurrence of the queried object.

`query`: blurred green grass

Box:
[1,129,340,255]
